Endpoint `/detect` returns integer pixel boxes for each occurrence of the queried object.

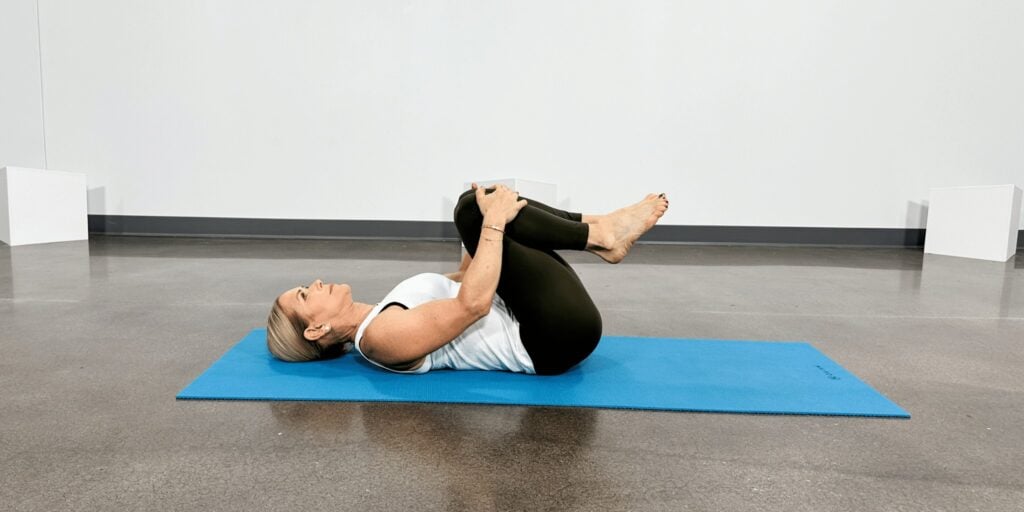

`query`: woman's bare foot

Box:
[589,194,669,263]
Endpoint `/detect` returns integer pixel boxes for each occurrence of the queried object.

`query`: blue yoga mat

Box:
[177,329,909,418]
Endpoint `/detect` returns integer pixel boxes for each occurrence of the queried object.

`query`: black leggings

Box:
[453,188,602,375]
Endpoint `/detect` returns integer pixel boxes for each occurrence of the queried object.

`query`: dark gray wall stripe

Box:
[88,215,1024,248]
[89,215,460,240]
[639,225,930,247]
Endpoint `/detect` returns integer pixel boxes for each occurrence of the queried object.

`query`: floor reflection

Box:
[266,400,614,511]
[359,403,608,511]
[1,240,92,300]
[918,253,1022,319]
[268,401,358,435]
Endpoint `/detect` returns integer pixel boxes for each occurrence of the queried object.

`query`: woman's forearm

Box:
[457,216,505,316]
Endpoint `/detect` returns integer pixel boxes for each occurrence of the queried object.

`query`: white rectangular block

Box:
[1,166,88,246]
[463,178,557,207]
[924,184,1021,262]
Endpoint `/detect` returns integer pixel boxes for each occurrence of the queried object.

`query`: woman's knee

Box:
[453,191,481,226]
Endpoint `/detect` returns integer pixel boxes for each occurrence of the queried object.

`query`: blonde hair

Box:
[267,298,332,362]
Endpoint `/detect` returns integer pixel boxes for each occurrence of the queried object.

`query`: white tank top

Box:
[353,273,536,374]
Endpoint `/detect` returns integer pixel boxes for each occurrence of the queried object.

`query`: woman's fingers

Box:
[473,184,526,221]
[474,184,490,214]
[502,198,528,223]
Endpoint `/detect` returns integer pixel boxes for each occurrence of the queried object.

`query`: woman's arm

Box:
[453,212,504,313]
[361,186,526,366]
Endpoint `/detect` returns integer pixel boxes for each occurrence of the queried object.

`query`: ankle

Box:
[585,219,613,250]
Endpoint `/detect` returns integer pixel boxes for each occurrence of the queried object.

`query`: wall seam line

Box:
[35,0,48,169]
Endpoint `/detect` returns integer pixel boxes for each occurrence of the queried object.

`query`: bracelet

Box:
[484,224,505,234]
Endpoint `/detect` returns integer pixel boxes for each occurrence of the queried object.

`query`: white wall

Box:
[0,0,47,170]
[4,0,1023,228]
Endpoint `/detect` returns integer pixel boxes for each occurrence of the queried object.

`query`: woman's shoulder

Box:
[358,303,405,348]
[360,304,427,372]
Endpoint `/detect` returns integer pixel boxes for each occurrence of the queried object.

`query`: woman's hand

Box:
[473,183,528,225]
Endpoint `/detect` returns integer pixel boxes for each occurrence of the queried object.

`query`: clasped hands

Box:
[473,183,528,225]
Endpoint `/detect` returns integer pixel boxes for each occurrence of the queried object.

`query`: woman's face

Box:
[277,279,353,328]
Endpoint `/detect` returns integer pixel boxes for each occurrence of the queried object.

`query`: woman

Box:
[267,184,669,375]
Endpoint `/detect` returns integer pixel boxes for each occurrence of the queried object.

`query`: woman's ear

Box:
[303,323,331,342]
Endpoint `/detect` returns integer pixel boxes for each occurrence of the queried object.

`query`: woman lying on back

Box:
[267,184,668,375]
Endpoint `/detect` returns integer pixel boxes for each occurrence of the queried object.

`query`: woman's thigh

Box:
[496,240,603,375]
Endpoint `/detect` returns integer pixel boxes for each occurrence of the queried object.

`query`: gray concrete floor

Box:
[2,236,1022,511]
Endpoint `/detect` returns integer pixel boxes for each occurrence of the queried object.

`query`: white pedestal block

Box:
[0,166,88,246]
[924,184,1022,262]
[463,178,557,207]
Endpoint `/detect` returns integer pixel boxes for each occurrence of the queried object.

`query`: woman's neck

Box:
[333,302,375,345]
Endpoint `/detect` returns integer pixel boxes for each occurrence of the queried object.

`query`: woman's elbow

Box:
[460,296,490,319]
